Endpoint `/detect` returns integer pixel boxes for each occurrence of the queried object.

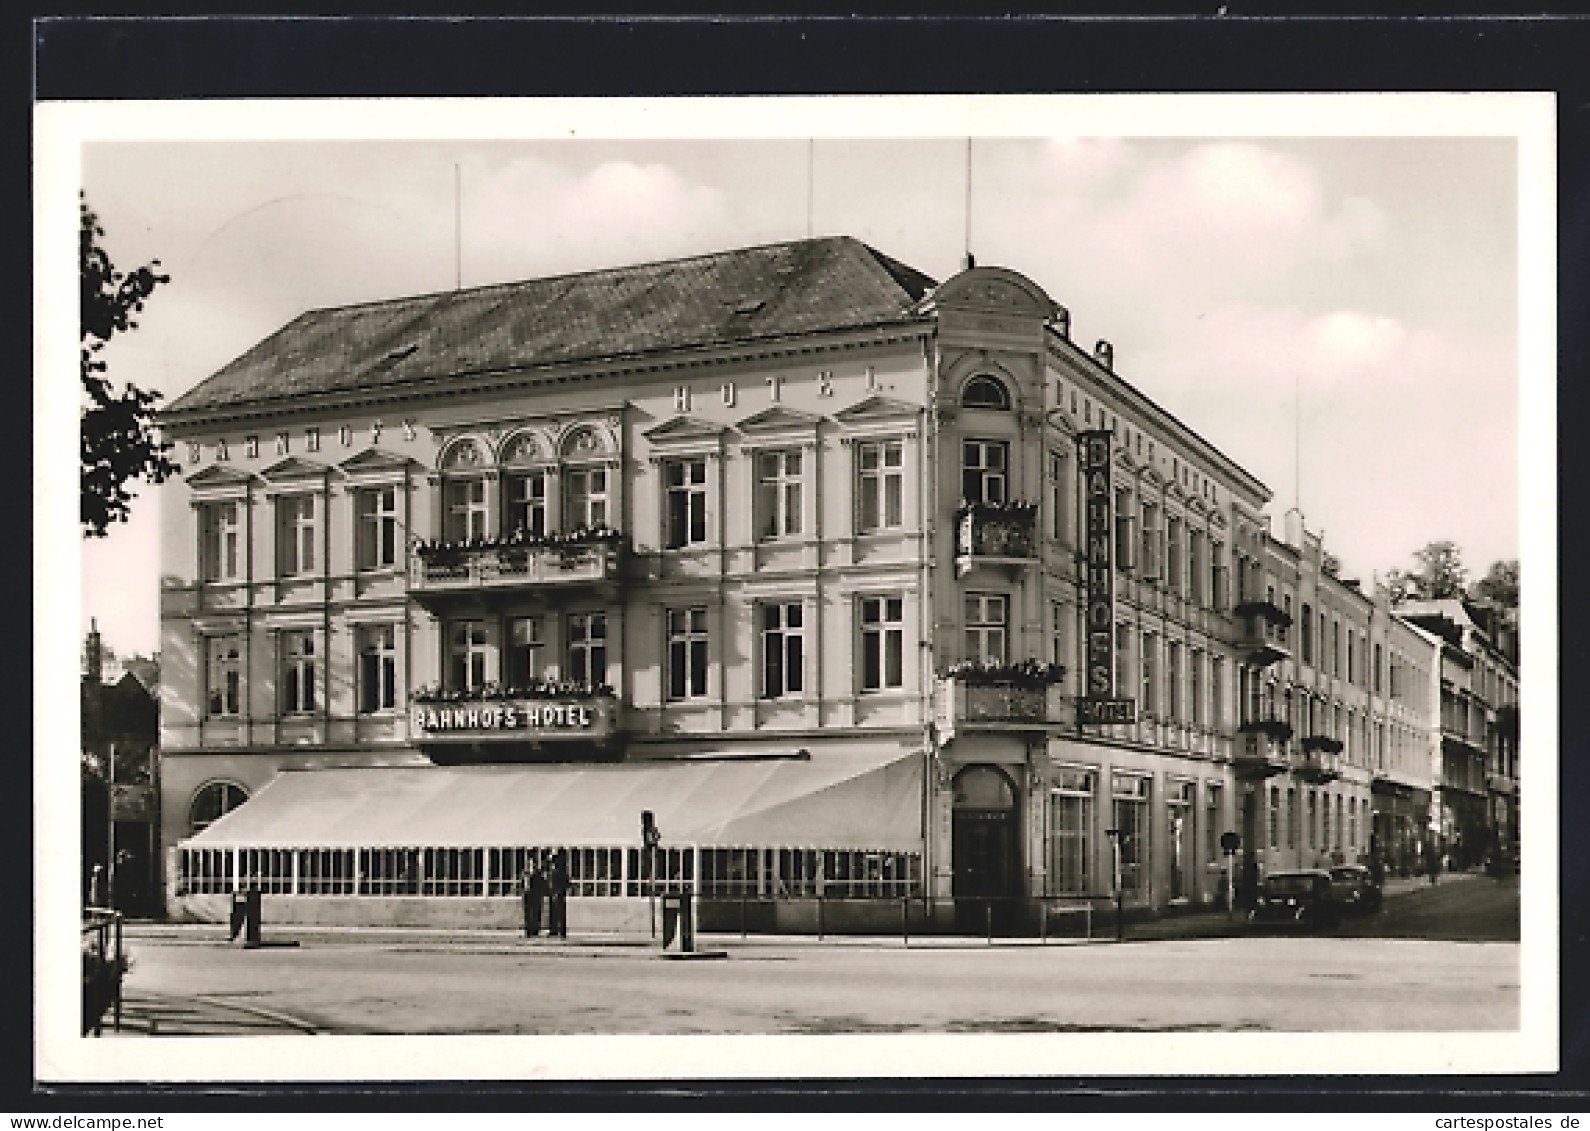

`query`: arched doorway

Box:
[951,765,1020,932]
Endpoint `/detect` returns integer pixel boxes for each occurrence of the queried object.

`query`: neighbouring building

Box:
[1398,598,1520,870]
[82,621,161,915]
[153,236,1481,931]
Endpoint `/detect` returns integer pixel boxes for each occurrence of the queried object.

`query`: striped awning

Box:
[181,748,925,852]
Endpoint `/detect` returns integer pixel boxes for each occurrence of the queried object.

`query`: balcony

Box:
[409,688,624,760]
[1233,599,1293,666]
[954,502,1038,578]
[1233,717,1292,779]
[1294,736,1343,783]
[408,530,627,606]
[937,665,1067,739]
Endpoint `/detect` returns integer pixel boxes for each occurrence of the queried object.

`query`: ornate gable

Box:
[737,405,825,433]
[921,266,1058,321]
[261,456,333,484]
[185,464,257,489]
[339,448,416,474]
[643,415,731,443]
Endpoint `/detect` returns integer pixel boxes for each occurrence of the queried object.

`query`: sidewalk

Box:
[95,989,321,1037]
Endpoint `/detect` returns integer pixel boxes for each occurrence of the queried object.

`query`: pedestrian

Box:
[521,861,547,938]
[1428,842,1441,886]
[547,849,570,938]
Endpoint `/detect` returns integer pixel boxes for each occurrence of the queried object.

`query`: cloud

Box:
[465,158,729,281]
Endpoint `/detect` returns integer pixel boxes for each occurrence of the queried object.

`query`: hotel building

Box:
[156,236,1475,930]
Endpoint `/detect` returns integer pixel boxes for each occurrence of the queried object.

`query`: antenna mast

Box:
[963,137,973,267]
[806,139,814,239]
[454,163,462,291]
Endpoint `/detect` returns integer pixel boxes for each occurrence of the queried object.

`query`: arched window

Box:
[961,375,1011,410]
[190,780,249,835]
[500,433,547,537]
[953,765,1016,809]
[440,438,490,541]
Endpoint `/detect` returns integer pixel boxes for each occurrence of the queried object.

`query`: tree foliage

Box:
[1385,539,1468,604]
[1469,558,1519,611]
[81,195,179,537]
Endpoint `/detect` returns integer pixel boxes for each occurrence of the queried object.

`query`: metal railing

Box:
[81,907,124,1036]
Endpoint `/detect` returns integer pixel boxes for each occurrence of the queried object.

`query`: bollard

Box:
[986,900,993,945]
[1040,899,1047,945]
[902,896,909,947]
[816,895,824,941]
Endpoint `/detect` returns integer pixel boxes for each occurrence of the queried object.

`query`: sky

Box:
[64,100,1532,659]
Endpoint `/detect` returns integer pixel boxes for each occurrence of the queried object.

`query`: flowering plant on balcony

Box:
[944,659,1066,688]
[411,677,616,704]
[955,499,1040,522]
[1238,717,1294,742]
[413,524,626,563]
[1299,734,1344,755]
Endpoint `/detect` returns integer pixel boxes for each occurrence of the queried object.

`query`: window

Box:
[200,501,242,582]
[567,612,608,687]
[448,620,491,693]
[856,440,904,532]
[964,593,1008,665]
[356,487,399,572]
[1268,785,1280,849]
[1280,593,1292,645]
[961,375,1011,410]
[1049,767,1095,895]
[664,459,707,548]
[1112,774,1151,899]
[756,450,803,540]
[1190,648,1205,726]
[505,616,544,688]
[1114,623,1131,702]
[358,624,398,713]
[1140,501,1161,579]
[1205,783,1224,868]
[1329,616,1338,676]
[1374,643,1384,694]
[666,607,709,700]
[1115,489,1137,569]
[1211,656,1225,727]
[1051,600,1067,668]
[1188,530,1206,604]
[1165,516,1183,594]
[962,440,1008,504]
[1166,640,1182,722]
[566,465,609,529]
[206,635,242,717]
[1050,451,1069,543]
[1141,631,1159,716]
[760,602,805,698]
[190,781,248,835]
[1168,779,1194,900]
[1301,603,1313,665]
[281,630,318,714]
[1347,629,1357,684]
[444,477,489,542]
[1210,540,1227,609]
[1287,787,1298,850]
[277,494,317,576]
[860,596,905,692]
[504,469,547,538]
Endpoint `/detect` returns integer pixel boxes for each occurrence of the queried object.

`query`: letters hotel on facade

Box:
[156,236,1516,931]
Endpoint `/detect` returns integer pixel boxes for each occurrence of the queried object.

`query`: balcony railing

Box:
[1292,743,1342,784]
[1233,717,1292,779]
[409,690,624,751]
[955,502,1038,577]
[1233,600,1292,666]
[409,533,626,598]
[939,673,1067,731]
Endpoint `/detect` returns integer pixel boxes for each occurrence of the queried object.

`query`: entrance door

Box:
[951,766,1020,932]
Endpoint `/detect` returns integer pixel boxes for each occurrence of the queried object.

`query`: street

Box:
[108,872,1519,1036]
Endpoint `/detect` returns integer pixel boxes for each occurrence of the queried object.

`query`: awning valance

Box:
[181,748,925,853]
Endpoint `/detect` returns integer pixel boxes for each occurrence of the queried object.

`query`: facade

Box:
[1399,599,1520,869]
[154,236,1482,930]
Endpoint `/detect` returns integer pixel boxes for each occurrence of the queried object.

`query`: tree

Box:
[1470,559,1519,611]
[81,195,179,537]
[1385,539,1468,604]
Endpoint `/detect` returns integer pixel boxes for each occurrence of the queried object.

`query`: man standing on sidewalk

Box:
[521,861,548,937]
[547,849,570,938]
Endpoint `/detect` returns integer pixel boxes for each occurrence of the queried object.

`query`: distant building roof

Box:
[163,236,937,420]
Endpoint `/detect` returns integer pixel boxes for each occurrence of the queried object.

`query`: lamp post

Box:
[1105,827,1124,942]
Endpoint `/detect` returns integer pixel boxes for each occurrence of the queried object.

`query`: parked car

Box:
[1248,870,1340,930]
[1328,864,1383,913]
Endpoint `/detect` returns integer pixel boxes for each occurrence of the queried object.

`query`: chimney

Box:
[963,252,977,270]
[1053,305,1071,341]
[1094,339,1114,371]
[84,618,103,685]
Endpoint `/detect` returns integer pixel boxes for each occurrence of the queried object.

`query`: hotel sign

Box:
[411,700,607,737]
[1077,429,1136,726]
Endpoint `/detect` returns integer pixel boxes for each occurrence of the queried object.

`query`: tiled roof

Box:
[164,236,937,418]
